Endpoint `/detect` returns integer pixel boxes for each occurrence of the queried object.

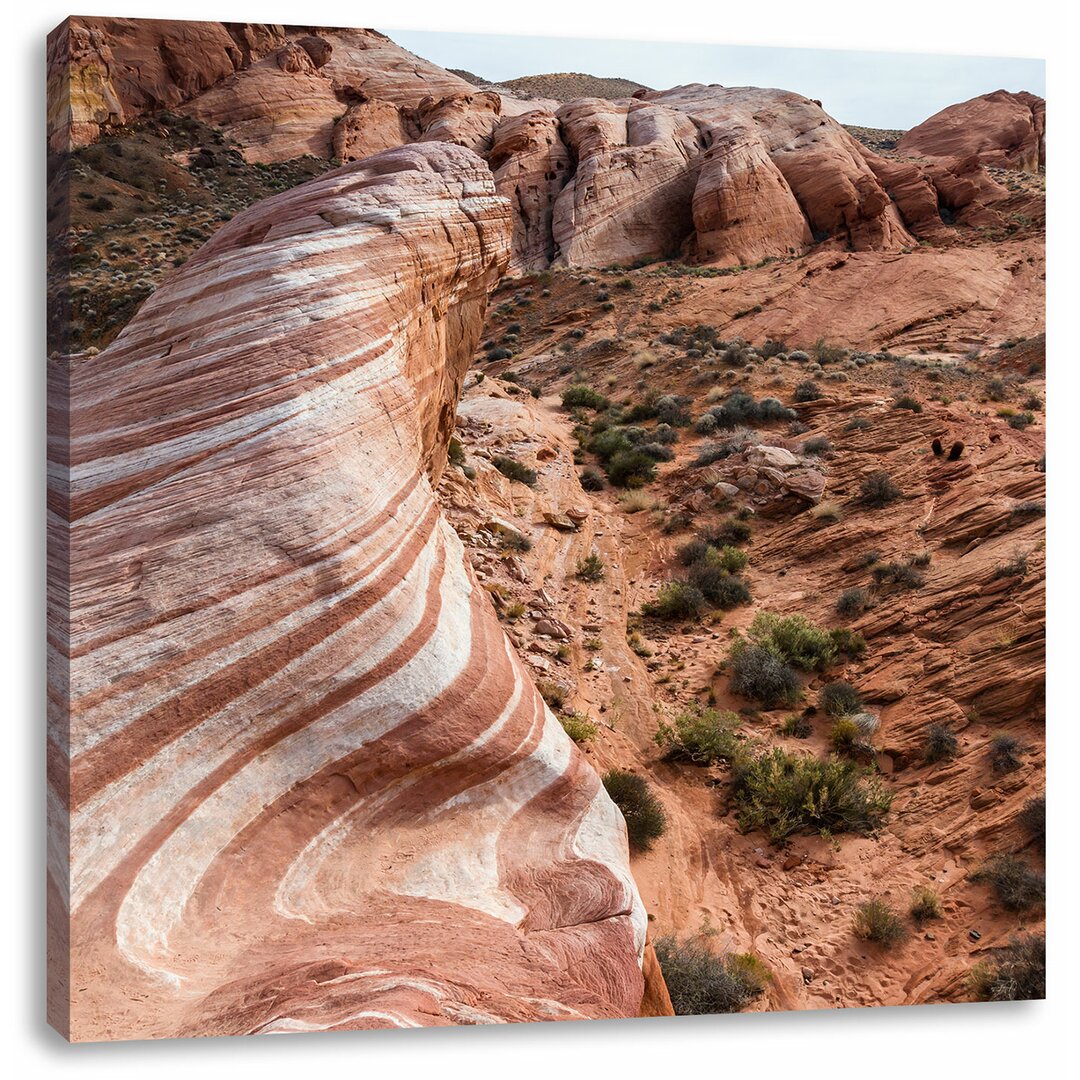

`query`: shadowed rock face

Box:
[47,143,647,1041]
[898,90,1046,172]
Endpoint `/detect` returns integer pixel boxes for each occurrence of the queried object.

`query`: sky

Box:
[385,28,1045,130]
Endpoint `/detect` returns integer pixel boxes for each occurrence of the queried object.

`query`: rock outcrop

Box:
[47,143,647,1041]
[898,90,1045,172]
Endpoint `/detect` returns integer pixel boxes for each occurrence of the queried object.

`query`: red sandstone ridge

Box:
[898,90,1045,172]
[46,143,650,1040]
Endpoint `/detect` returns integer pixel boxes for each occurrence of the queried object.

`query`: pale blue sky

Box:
[386,28,1045,129]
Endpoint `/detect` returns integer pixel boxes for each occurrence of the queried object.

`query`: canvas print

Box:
[46,15,1046,1042]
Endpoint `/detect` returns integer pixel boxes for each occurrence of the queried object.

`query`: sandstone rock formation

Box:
[47,143,647,1040]
[898,90,1045,172]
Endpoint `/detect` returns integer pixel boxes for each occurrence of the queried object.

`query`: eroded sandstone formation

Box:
[47,143,647,1040]
[898,90,1046,172]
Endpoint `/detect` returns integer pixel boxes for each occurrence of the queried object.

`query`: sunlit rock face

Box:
[47,142,646,1041]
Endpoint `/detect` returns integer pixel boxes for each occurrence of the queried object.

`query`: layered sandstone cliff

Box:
[47,143,648,1040]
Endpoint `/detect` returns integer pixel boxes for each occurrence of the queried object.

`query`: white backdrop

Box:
[5,1,1074,1076]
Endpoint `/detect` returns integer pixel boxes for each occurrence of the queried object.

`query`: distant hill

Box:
[450,68,649,102]
[843,124,907,154]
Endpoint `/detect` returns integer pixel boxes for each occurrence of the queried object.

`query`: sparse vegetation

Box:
[641,580,707,621]
[732,747,892,842]
[561,384,609,410]
[989,733,1023,774]
[576,552,606,582]
[655,706,741,765]
[819,681,864,718]
[602,769,668,851]
[559,711,598,743]
[924,723,959,763]
[909,886,942,924]
[729,643,801,707]
[968,934,1045,1001]
[779,714,813,739]
[1019,796,1045,852]
[743,611,838,671]
[535,679,567,710]
[794,380,823,402]
[969,853,1045,911]
[654,934,770,1015]
[836,586,871,617]
[852,899,908,947]
[860,470,902,507]
[493,455,537,486]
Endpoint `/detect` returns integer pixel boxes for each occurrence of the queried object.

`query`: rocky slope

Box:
[47,144,653,1041]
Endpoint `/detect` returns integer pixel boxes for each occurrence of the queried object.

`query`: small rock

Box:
[968,929,982,942]
[802,967,814,984]
[924,932,936,941]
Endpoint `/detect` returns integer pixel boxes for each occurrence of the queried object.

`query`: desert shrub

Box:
[493,455,537,486]
[829,628,867,657]
[559,711,598,743]
[989,733,1023,774]
[655,706,741,765]
[695,412,719,435]
[968,934,1045,1001]
[588,426,632,460]
[692,427,758,466]
[492,523,531,552]
[836,586,871,617]
[892,395,923,413]
[706,391,796,428]
[746,611,837,671]
[995,550,1029,578]
[686,561,752,609]
[535,679,567,710]
[820,681,864,718]
[969,853,1045,911]
[654,394,693,426]
[641,581,707,621]
[802,435,832,455]
[606,449,657,488]
[910,886,942,924]
[780,714,812,738]
[679,543,749,574]
[811,501,842,523]
[812,339,847,364]
[830,716,868,755]
[654,935,769,1015]
[701,518,753,547]
[447,437,466,466]
[576,552,606,582]
[562,384,609,410]
[504,601,526,621]
[640,442,675,462]
[924,722,959,763]
[794,380,823,402]
[486,346,512,361]
[602,769,667,851]
[1006,411,1035,430]
[729,643,801,707]
[1019,796,1045,851]
[853,899,908,947]
[872,559,925,589]
[580,467,605,491]
[845,416,872,432]
[731,747,893,842]
[860,470,902,507]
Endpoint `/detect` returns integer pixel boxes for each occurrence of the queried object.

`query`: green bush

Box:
[562,384,609,410]
[641,581,707,621]
[576,552,606,582]
[780,714,812,738]
[731,747,892,842]
[968,934,1045,1001]
[655,707,741,765]
[559,711,598,743]
[702,518,753,546]
[730,643,801,707]
[602,769,668,851]
[606,449,657,488]
[820,681,864,718]
[829,627,867,658]
[860,470,902,507]
[830,716,866,755]
[969,853,1045,911]
[588,427,633,461]
[493,455,537,486]
[654,935,769,1015]
[746,611,837,671]
[686,561,751,609]
[852,899,908,947]
[924,722,959,763]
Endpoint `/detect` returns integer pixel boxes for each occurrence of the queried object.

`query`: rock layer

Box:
[47,143,646,1041]
[898,90,1045,172]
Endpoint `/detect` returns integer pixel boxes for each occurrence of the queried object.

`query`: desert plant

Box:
[654,935,769,1015]
[830,716,866,755]
[969,853,1045,911]
[654,706,741,765]
[853,899,908,947]
[561,384,609,410]
[745,611,837,671]
[802,435,833,455]
[686,561,752,609]
[580,467,605,491]
[779,714,813,738]
[606,449,657,488]
[910,886,942,924]
[1019,796,1045,852]
[924,722,959,763]
[701,517,753,547]
[602,769,668,851]
[892,395,923,413]
[559,711,598,743]
[989,733,1023,774]
[968,934,1045,1001]
[836,586,871,617]
[535,679,567,710]
[729,643,801,707]
[860,470,902,507]
[493,455,537,486]
[820,681,864,718]
[576,552,606,582]
[829,628,867,657]
[641,581,707,621]
[794,380,823,402]
[731,747,892,842]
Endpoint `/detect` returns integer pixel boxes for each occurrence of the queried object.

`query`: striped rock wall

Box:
[47,142,647,1041]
